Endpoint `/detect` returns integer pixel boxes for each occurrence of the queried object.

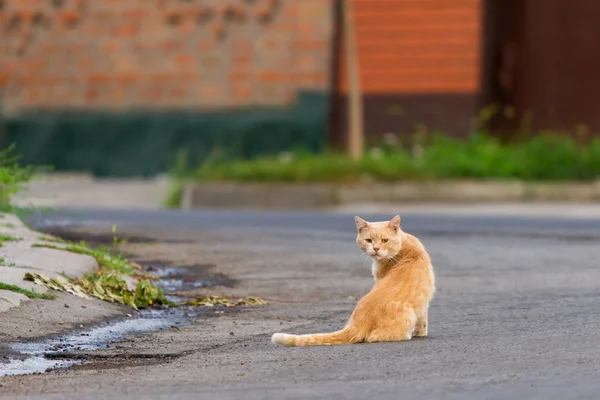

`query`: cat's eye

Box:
[365,239,372,243]
[382,239,389,243]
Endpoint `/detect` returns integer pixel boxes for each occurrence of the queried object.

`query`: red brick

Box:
[175,55,194,68]
[232,87,253,101]
[337,0,482,94]
[0,0,337,111]
[88,74,110,84]
[177,21,196,34]
[229,68,251,77]
[258,71,286,83]
[115,25,138,36]
[59,11,79,25]
[114,73,140,84]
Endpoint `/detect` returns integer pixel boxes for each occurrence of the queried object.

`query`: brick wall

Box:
[330,0,483,141]
[338,0,482,95]
[0,0,334,114]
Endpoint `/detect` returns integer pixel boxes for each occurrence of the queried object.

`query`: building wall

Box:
[0,0,335,176]
[0,0,334,114]
[331,0,483,142]
[505,0,600,134]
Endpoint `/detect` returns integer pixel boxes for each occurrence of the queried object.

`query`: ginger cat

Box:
[271,215,435,347]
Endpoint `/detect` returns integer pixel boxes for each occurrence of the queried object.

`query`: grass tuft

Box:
[32,241,140,276]
[0,281,56,300]
[0,234,22,242]
[0,257,16,267]
[164,180,184,209]
[28,228,169,309]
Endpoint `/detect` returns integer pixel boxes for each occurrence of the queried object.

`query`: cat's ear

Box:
[388,215,401,232]
[355,216,369,232]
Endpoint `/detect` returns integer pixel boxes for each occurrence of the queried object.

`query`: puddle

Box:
[151,266,223,292]
[0,303,227,377]
[0,306,210,377]
[0,261,234,378]
[145,263,234,292]
[0,356,76,377]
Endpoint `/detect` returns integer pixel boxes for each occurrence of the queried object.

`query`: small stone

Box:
[64,303,69,308]
[126,314,132,318]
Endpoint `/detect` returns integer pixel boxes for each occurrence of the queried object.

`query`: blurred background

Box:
[1,0,599,209]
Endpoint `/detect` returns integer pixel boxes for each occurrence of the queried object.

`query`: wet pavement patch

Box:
[0,306,213,377]
[0,257,238,377]
[0,230,240,378]
[144,262,235,293]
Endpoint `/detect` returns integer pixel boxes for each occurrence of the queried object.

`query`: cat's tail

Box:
[271,327,360,347]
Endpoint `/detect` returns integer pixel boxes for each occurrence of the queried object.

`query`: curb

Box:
[0,213,99,313]
[181,180,600,210]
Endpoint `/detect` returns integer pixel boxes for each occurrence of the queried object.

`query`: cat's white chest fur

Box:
[371,261,379,280]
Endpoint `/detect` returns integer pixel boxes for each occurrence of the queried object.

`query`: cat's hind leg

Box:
[414,309,428,337]
[364,303,416,343]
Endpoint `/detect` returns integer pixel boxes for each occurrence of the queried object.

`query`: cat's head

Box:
[355,215,402,261]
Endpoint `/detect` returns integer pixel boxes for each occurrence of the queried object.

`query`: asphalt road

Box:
[3,207,600,400]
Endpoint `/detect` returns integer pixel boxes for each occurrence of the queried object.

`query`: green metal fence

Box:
[2,92,329,177]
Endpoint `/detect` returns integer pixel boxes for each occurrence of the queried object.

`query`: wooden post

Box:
[342,0,364,161]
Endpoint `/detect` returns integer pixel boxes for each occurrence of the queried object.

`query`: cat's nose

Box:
[373,247,380,253]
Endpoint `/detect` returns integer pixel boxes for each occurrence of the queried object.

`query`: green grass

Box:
[0,257,16,267]
[25,271,169,310]
[0,144,40,212]
[0,234,23,247]
[0,282,56,300]
[0,146,168,309]
[29,230,172,309]
[39,236,66,244]
[164,180,184,209]
[34,226,138,276]
[32,242,139,276]
[191,133,600,183]
[0,234,22,242]
[29,228,173,309]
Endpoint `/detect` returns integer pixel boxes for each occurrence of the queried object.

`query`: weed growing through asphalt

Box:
[28,225,170,309]
[38,236,65,244]
[32,242,140,275]
[34,226,142,276]
[0,257,16,267]
[0,147,170,309]
[28,227,267,310]
[0,234,22,247]
[0,281,56,300]
[0,234,22,242]
[33,235,139,276]
[24,272,169,310]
